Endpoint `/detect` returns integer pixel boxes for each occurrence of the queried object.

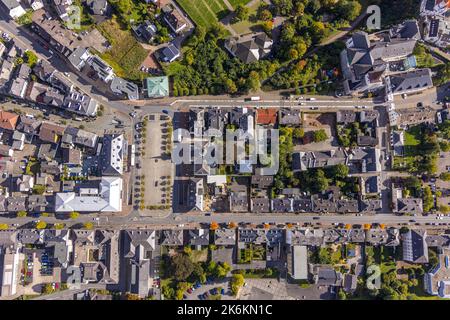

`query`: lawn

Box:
[190,248,208,263]
[176,0,230,29]
[228,0,252,9]
[97,17,149,81]
[230,1,260,34]
[404,126,421,156]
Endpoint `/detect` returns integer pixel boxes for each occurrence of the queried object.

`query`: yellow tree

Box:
[210,221,219,230]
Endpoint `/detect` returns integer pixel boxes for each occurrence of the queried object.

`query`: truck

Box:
[307,98,316,101]
[245,96,261,101]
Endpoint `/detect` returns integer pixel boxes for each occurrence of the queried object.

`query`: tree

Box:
[36,221,47,229]
[337,289,347,300]
[84,222,94,230]
[224,78,238,94]
[313,169,329,192]
[17,211,27,218]
[247,71,261,92]
[171,254,195,281]
[423,185,434,212]
[32,184,46,195]
[293,128,305,139]
[336,0,362,21]
[54,223,65,230]
[70,211,80,220]
[230,274,244,296]
[235,4,250,21]
[24,50,38,68]
[313,129,328,142]
[42,283,54,294]
[0,223,9,230]
[332,163,349,179]
[210,221,219,230]
[439,204,450,214]
[228,222,237,229]
[440,172,450,181]
[258,9,272,21]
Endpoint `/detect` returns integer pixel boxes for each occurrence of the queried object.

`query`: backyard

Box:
[97,17,149,80]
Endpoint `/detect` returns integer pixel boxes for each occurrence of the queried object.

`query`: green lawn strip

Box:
[404,127,421,156]
[228,0,251,9]
[177,0,214,28]
[207,0,224,14]
[198,0,222,22]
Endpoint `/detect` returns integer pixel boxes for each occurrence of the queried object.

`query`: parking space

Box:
[184,279,234,301]
[136,114,173,214]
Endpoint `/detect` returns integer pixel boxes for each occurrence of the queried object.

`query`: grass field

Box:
[177,0,230,28]
[404,126,421,156]
[229,0,252,9]
[97,17,148,81]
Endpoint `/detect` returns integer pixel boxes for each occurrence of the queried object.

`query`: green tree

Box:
[171,254,195,281]
[332,163,349,179]
[24,50,38,68]
[70,211,80,219]
[247,71,261,92]
[235,4,250,21]
[36,221,47,230]
[230,274,244,296]
[84,222,94,230]
[17,211,27,218]
[293,128,305,139]
[313,129,328,142]
[0,223,9,230]
[423,185,434,212]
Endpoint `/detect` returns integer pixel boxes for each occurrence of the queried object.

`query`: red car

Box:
[187,288,193,294]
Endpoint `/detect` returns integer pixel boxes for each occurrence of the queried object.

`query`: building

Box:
[403,229,429,264]
[144,76,169,98]
[225,33,273,64]
[288,245,308,280]
[100,134,124,176]
[62,90,99,117]
[188,177,204,212]
[87,55,115,82]
[340,30,417,95]
[161,230,184,246]
[68,47,91,71]
[388,68,433,95]
[159,43,180,63]
[54,177,123,212]
[163,8,187,34]
[132,21,157,43]
[424,248,450,299]
[187,229,209,247]
[122,229,157,298]
[0,239,20,298]
[0,0,26,19]
[85,0,108,15]
[0,111,19,131]
[63,126,98,149]
[214,229,236,246]
[110,77,139,100]
[39,121,65,144]
[10,78,28,99]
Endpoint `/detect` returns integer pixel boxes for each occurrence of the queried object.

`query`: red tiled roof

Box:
[0,111,19,131]
[256,108,278,125]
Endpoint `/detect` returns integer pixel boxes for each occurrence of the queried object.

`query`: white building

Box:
[0,0,26,19]
[54,177,123,212]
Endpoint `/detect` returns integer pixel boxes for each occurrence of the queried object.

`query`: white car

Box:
[297,96,304,100]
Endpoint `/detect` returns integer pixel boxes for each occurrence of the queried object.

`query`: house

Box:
[315,267,342,286]
[238,229,266,245]
[132,21,157,43]
[229,184,249,212]
[292,198,313,213]
[336,110,357,124]
[271,198,293,213]
[225,33,273,64]
[343,274,358,293]
[340,30,417,95]
[100,134,124,176]
[27,195,51,212]
[292,149,348,172]
[188,178,204,212]
[122,229,157,298]
[403,229,429,264]
[187,229,209,247]
[163,8,187,34]
[9,78,28,98]
[161,229,184,246]
[424,248,450,299]
[361,176,381,195]
[17,175,34,192]
[389,107,437,128]
[392,131,405,156]
[159,43,180,63]
[54,177,123,212]
[0,59,13,88]
[0,233,20,298]
[286,228,324,246]
[25,0,44,10]
[62,148,82,165]
[71,229,120,284]
[279,108,301,126]
[393,187,423,214]
[0,111,19,131]
[39,122,65,144]
[214,229,236,246]
[52,0,73,21]
[388,68,433,95]
[87,55,115,82]
[251,175,273,190]
[0,0,26,19]
[110,77,139,100]
[251,197,270,213]
[7,196,27,212]
[0,145,13,157]
[63,127,98,149]
[144,76,169,98]
[85,0,108,15]
[205,109,227,132]
[256,108,278,126]
[37,143,58,161]
[68,47,91,71]
[62,90,98,117]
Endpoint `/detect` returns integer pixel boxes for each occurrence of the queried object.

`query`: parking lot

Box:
[136,114,173,215]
